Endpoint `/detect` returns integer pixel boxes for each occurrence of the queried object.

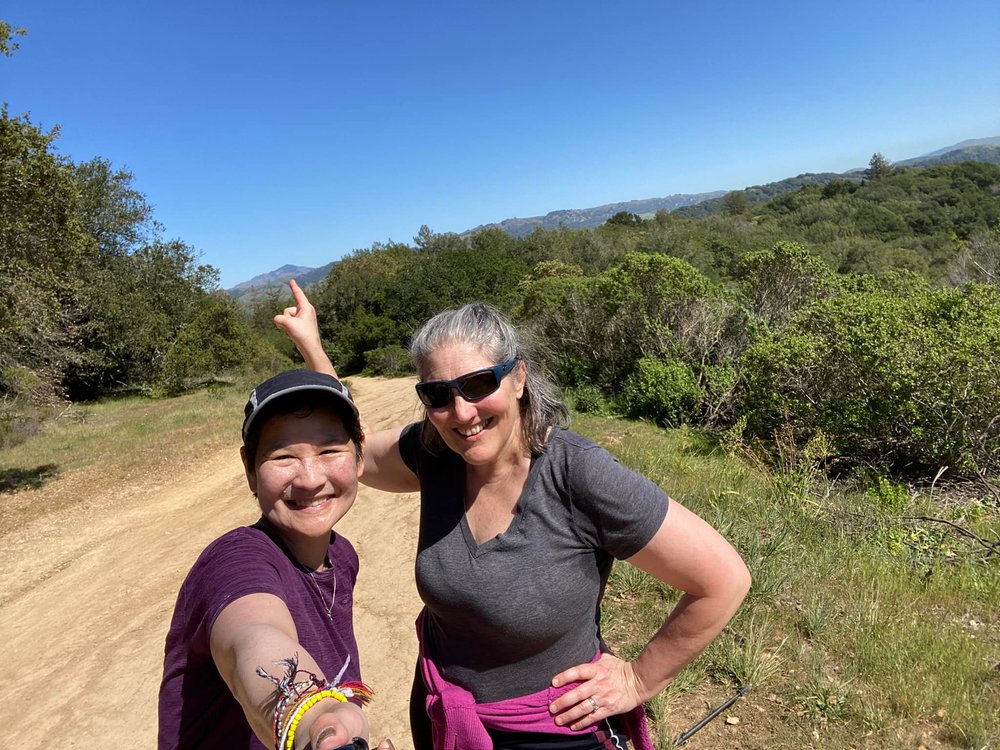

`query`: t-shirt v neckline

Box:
[459,452,542,557]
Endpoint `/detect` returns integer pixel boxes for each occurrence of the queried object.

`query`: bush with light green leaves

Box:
[738,282,1000,476]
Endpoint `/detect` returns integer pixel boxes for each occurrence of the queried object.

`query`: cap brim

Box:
[242,384,359,443]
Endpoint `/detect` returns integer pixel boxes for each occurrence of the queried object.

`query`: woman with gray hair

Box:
[276,281,750,750]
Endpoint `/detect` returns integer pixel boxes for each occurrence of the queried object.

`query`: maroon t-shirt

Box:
[157,519,362,750]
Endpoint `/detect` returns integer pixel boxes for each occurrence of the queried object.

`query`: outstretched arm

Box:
[549,499,751,730]
[210,593,385,750]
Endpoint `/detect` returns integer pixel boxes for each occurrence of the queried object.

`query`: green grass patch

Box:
[0,383,246,475]
[573,412,1000,749]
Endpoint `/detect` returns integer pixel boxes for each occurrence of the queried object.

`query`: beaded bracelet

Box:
[273,680,326,746]
[260,655,331,747]
[283,688,349,750]
[276,690,309,750]
[273,683,312,745]
[258,654,374,749]
[276,688,321,749]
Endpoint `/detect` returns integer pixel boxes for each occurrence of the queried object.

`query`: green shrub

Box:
[518,252,741,410]
[622,357,704,426]
[866,477,910,514]
[738,283,1000,476]
[158,294,264,395]
[567,383,612,415]
[736,241,837,327]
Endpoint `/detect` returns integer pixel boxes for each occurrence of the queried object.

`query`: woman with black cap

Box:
[158,369,393,750]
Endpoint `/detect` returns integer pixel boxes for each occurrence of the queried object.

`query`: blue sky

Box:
[3,1,998,288]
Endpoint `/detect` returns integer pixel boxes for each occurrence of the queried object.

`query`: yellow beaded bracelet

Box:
[277,689,320,749]
[284,688,349,750]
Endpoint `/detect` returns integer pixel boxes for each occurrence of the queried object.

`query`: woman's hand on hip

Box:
[548,652,646,731]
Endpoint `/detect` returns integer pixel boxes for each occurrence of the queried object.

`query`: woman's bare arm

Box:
[210,593,372,749]
[549,499,751,729]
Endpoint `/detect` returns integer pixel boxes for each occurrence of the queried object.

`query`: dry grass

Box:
[0,383,247,536]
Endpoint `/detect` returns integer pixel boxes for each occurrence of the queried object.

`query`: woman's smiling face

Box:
[420,340,527,468]
[244,405,363,544]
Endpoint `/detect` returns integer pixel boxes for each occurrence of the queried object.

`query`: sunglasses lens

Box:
[457,371,500,400]
[416,383,451,408]
[416,370,504,408]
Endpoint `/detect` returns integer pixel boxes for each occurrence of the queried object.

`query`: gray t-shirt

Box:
[400,424,669,703]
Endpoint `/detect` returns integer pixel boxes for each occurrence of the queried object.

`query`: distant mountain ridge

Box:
[225,136,999,295]
[228,262,334,300]
[914,136,1000,159]
[675,140,1000,218]
[461,191,728,238]
[897,139,1000,168]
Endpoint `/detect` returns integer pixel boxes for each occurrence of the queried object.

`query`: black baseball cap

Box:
[242,370,359,447]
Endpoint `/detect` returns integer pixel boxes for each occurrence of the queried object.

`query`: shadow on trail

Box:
[0,464,60,493]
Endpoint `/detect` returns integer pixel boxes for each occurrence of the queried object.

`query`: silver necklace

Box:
[308,568,338,620]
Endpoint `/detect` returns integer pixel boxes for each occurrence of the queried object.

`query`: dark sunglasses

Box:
[415,358,520,408]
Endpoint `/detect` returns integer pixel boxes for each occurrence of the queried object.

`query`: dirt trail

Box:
[0,377,425,748]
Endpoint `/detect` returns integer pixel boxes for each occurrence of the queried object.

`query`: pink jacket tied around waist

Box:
[416,609,653,750]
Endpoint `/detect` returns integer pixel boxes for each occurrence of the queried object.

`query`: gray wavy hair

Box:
[409,301,569,454]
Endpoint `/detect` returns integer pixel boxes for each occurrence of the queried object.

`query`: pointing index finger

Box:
[288,278,307,307]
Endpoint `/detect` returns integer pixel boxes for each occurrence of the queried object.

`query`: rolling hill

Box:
[225,136,999,295]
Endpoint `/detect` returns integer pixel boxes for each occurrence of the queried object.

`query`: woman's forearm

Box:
[299,342,338,378]
[625,499,752,700]
[630,579,749,701]
[211,596,368,749]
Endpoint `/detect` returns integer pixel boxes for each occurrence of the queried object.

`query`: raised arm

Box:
[550,499,751,729]
[273,280,338,377]
[273,280,419,494]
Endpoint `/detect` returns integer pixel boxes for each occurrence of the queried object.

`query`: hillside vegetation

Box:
[298,159,1000,481]
[4,98,1000,484]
